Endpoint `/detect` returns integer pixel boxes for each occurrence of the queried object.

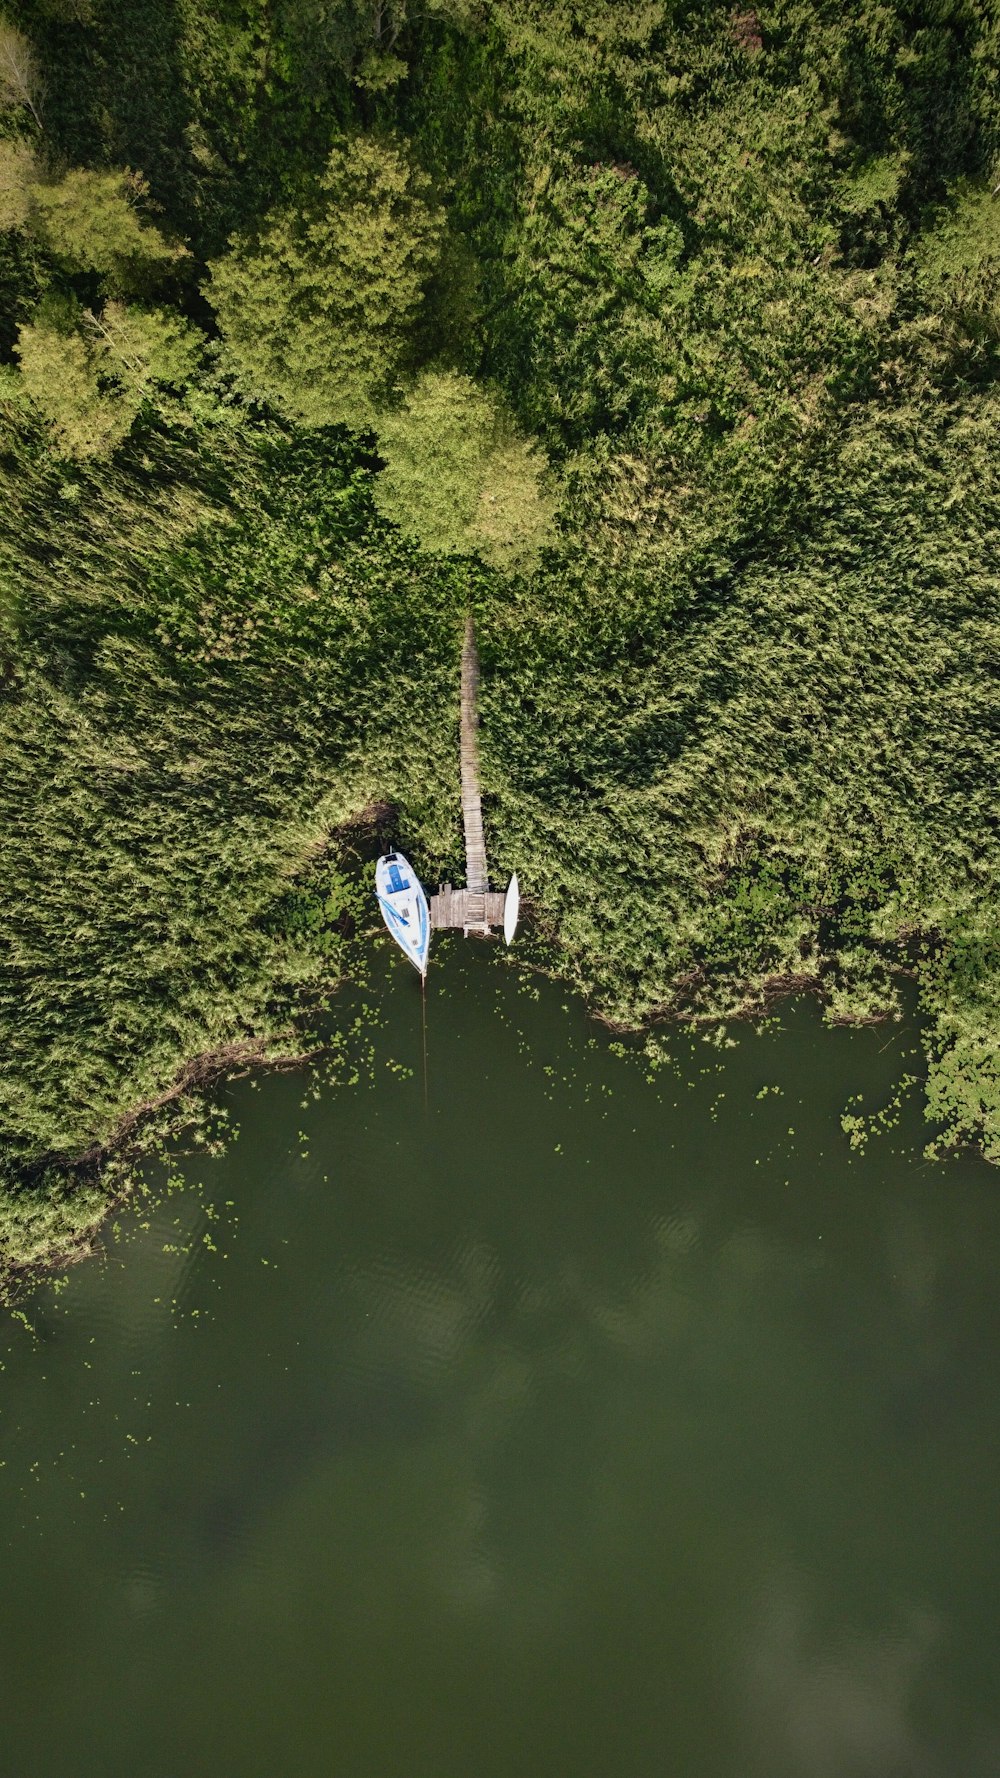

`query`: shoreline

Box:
[2,1031,330,1301]
[1,942,922,1302]
[0,802,399,1299]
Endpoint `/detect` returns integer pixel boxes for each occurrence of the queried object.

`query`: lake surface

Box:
[2,946,1000,1778]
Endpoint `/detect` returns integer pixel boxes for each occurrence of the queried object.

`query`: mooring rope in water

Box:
[421,971,429,1113]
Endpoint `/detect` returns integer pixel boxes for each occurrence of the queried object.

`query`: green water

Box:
[2,947,1000,1778]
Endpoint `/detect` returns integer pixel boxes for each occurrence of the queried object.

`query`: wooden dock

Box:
[429,615,509,935]
[429,884,505,934]
[460,613,488,895]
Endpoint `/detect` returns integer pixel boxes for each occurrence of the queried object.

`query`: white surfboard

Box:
[503,873,520,946]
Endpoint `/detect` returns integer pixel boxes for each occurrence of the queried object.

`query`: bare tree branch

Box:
[0,21,43,131]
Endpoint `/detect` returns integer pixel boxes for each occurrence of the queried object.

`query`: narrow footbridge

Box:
[429,616,507,935]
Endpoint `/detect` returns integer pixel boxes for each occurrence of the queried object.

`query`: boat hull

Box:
[375,852,430,975]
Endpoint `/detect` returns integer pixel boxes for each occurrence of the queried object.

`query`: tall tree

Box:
[278,0,482,74]
[373,369,557,570]
[0,19,43,131]
[0,138,37,232]
[206,135,445,428]
[14,311,132,458]
[28,168,189,297]
[14,297,203,458]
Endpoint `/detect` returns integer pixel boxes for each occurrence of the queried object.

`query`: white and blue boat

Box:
[375,851,430,976]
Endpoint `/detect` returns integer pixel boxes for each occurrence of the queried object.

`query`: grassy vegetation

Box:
[3,0,1000,1270]
[0,423,466,1267]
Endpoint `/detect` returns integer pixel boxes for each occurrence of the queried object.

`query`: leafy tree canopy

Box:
[278,0,481,84]
[0,137,37,232]
[373,369,556,571]
[0,17,43,132]
[206,135,445,429]
[28,167,189,296]
[14,304,130,458]
[14,295,202,457]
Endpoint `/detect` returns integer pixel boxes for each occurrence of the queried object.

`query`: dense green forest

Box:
[2,0,1000,1274]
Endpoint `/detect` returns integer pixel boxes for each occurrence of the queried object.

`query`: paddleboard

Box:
[503,872,520,946]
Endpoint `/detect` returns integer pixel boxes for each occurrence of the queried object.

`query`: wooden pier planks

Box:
[430,885,505,933]
[431,617,510,933]
[460,613,489,896]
